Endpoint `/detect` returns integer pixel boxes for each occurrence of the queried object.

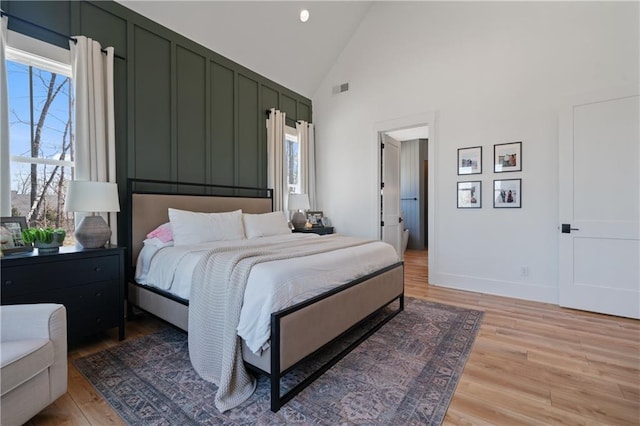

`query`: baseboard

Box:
[429,272,557,305]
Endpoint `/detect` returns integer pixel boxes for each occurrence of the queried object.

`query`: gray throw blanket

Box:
[188,235,373,412]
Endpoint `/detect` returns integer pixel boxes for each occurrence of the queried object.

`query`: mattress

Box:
[135,233,399,353]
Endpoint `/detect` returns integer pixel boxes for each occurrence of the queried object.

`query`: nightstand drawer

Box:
[1,280,118,311]
[60,281,119,311]
[69,307,119,338]
[1,255,119,297]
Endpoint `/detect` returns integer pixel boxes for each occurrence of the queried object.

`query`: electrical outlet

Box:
[520,266,529,277]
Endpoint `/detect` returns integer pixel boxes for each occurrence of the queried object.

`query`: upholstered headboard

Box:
[128,179,273,265]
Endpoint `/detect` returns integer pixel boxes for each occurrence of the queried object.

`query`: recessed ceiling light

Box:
[300,9,310,23]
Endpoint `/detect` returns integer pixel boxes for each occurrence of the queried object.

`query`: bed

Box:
[126,178,404,412]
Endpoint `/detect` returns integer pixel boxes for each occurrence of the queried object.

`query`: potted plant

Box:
[21,227,66,253]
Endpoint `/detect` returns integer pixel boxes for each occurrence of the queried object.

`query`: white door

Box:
[559,88,640,319]
[381,133,403,259]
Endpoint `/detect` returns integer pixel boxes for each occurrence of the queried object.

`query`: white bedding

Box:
[136,233,399,353]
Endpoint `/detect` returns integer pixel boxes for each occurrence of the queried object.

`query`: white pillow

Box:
[243,211,292,239]
[168,208,245,246]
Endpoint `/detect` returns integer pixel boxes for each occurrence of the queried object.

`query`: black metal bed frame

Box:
[126,178,405,412]
[256,262,405,412]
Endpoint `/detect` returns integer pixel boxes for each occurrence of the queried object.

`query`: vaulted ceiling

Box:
[115,1,373,99]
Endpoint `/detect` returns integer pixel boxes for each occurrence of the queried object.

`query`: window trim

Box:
[6,29,71,73]
[285,125,297,140]
[11,155,74,168]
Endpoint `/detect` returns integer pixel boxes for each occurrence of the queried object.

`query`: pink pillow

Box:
[146,222,173,243]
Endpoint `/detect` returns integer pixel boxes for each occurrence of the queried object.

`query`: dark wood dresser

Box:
[1,245,125,342]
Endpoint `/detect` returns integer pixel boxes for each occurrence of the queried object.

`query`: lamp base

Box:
[291,211,307,230]
[75,215,112,248]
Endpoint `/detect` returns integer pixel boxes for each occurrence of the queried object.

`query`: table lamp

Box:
[65,181,120,248]
[288,193,310,230]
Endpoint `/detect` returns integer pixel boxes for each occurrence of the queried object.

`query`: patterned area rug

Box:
[74,298,482,425]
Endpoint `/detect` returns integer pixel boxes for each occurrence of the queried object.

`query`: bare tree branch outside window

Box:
[7,60,75,237]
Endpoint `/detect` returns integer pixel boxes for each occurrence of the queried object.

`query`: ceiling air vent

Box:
[332,82,349,94]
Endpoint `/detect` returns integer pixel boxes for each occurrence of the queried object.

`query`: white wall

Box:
[312,2,639,303]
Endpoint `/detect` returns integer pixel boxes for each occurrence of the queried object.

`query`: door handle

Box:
[561,224,580,233]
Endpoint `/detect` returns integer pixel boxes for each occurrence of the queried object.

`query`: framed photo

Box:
[458,146,482,175]
[320,217,332,227]
[307,211,324,227]
[0,217,33,254]
[494,179,521,208]
[457,181,482,208]
[494,141,522,173]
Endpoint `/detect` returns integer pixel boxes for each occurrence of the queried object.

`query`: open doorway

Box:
[385,127,428,251]
[384,127,429,287]
[374,112,437,286]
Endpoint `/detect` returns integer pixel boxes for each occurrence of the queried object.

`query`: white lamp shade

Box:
[65,181,120,213]
[288,193,310,211]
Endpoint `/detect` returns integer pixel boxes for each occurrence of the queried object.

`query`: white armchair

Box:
[1,304,68,426]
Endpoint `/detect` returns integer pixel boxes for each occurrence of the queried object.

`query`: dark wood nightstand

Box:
[293,227,335,235]
[1,245,125,342]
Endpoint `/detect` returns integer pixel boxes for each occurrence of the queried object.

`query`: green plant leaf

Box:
[23,227,66,244]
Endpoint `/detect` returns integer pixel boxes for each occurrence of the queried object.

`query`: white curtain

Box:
[297,121,316,210]
[0,14,10,216]
[266,108,287,211]
[70,36,117,242]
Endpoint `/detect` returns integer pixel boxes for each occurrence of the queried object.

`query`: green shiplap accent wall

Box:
[114,57,128,204]
[4,0,71,49]
[132,25,172,180]
[298,103,311,123]
[176,45,207,184]
[237,75,260,188]
[280,95,298,123]
[211,62,235,186]
[262,87,279,117]
[78,1,127,54]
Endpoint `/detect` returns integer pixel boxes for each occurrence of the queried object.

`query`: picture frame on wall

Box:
[0,216,33,255]
[494,179,521,208]
[457,146,482,175]
[494,141,522,173]
[457,181,482,208]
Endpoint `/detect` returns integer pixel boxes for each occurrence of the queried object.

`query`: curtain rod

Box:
[1,11,125,61]
[264,109,305,124]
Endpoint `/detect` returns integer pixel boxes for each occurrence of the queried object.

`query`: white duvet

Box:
[136,233,399,353]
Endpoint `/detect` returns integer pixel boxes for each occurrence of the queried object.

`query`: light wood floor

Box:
[27,249,639,425]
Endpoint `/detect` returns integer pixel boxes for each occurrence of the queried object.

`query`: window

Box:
[284,126,301,194]
[6,40,75,240]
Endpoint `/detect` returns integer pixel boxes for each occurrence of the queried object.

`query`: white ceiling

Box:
[115,1,373,99]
